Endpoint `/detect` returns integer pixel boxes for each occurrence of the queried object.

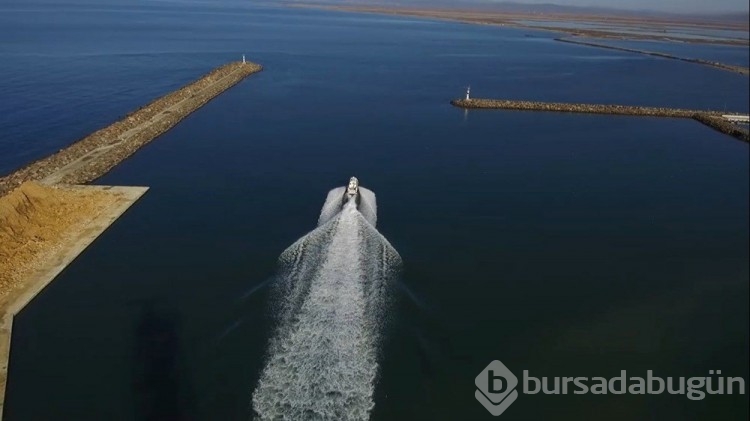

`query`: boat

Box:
[346,177,359,198]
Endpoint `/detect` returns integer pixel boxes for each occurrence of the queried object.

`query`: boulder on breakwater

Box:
[451,98,748,142]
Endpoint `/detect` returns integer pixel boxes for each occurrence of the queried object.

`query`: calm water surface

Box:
[1,1,748,420]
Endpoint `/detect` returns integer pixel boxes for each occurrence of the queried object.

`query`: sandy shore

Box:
[0,60,262,418]
[0,183,148,417]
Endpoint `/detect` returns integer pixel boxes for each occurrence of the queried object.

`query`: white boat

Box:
[346,176,359,198]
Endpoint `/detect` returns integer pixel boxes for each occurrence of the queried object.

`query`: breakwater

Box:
[692,113,750,140]
[0,183,148,419]
[0,61,262,196]
[0,60,262,419]
[556,38,750,76]
[451,98,749,142]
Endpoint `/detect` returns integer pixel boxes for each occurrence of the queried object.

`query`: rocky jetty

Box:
[692,113,750,141]
[0,61,263,197]
[555,38,750,76]
[451,98,749,142]
[0,61,262,417]
[452,98,701,117]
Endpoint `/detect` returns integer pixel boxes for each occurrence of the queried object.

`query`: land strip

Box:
[0,60,262,418]
[307,5,749,46]
[307,5,748,75]
[556,38,749,76]
[0,61,263,196]
[0,183,148,417]
[451,98,749,142]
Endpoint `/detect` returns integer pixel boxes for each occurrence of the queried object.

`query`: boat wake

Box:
[252,180,401,420]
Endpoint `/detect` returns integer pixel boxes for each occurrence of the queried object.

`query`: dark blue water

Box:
[2,1,748,420]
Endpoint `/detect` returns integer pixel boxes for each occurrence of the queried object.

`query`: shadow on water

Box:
[132,301,197,421]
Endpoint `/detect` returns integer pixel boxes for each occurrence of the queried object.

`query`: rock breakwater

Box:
[451,98,749,142]
[0,60,261,418]
[0,61,262,197]
[555,38,750,76]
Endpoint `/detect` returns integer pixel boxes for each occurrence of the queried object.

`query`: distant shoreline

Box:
[299,4,749,47]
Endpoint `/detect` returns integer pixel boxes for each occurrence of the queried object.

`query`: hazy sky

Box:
[486,0,749,13]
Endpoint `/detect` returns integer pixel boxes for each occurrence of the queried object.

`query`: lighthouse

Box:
[242,54,246,64]
[465,85,471,101]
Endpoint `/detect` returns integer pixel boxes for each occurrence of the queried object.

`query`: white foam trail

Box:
[318,187,346,227]
[253,190,400,420]
[357,188,377,228]
[318,186,377,228]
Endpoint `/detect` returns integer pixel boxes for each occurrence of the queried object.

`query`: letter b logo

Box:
[489,370,507,393]
[475,360,519,416]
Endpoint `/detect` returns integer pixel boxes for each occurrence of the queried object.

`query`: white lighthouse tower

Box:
[242,54,246,64]
[465,85,471,101]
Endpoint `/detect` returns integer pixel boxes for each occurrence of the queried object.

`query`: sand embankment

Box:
[0,60,262,418]
[0,61,262,196]
[451,98,749,142]
[0,183,115,293]
[0,182,148,416]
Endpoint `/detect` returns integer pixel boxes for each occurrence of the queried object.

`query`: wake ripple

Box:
[252,187,400,420]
